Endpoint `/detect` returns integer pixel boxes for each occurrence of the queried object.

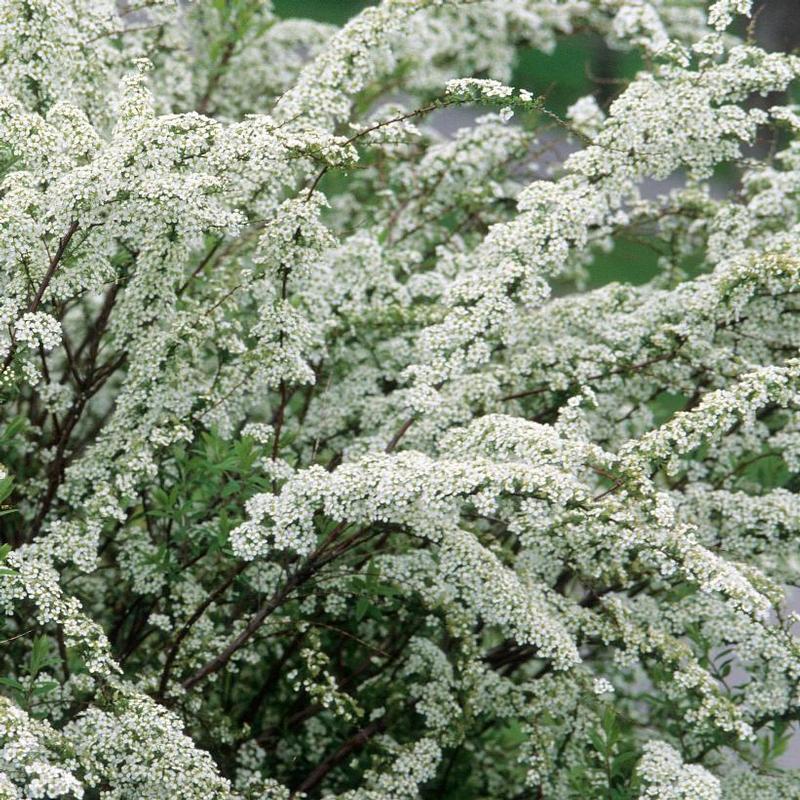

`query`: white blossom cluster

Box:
[636,740,720,800]
[0,0,799,798]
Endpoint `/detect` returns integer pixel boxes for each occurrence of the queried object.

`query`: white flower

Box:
[593,677,615,696]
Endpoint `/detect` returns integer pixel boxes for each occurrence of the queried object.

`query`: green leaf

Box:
[29,635,51,680]
[0,476,13,504]
[589,729,607,754]
[611,749,640,777]
[1,416,25,441]
[602,707,619,745]
[355,597,370,621]
[774,736,791,759]
[221,481,241,497]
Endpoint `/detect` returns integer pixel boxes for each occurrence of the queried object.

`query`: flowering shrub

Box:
[1,0,799,797]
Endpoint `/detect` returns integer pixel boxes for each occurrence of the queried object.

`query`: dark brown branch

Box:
[196,40,236,115]
[305,100,454,200]
[28,351,127,539]
[181,562,312,691]
[29,221,80,315]
[72,283,120,367]
[256,623,415,747]
[500,346,684,403]
[177,238,223,296]
[156,561,247,701]
[291,715,387,797]
[384,416,414,454]
[238,630,306,731]
[182,524,371,692]
[3,220,80,371]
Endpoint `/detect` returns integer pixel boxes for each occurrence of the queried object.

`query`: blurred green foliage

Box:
[512,32,644,115]
[272,0,373,24]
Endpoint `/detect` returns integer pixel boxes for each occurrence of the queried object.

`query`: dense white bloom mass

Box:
[0,0,798,798]
[636,740,720,799]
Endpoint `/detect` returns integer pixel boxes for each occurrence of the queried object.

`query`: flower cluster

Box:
[0,0,798,798]
[636,740,720,800]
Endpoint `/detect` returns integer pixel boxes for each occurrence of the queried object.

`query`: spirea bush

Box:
[1,0,800,797]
